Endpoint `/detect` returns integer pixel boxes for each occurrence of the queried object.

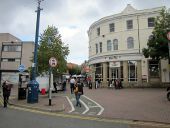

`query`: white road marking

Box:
[80,99,89,114]
[64,96,75,113]
[83,95,104,115]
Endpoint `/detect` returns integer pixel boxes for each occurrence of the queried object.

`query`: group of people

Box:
[70,77,84,107]
[1,81,12,108]
[108,79,123,89]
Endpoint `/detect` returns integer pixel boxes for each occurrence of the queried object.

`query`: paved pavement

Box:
[1,84,170,125]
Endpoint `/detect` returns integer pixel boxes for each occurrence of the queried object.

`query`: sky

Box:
[0,0,170,65]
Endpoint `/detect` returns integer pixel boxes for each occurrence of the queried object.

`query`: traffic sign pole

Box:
[48,57,57,106]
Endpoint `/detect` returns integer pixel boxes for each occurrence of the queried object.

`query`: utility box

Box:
[27,80,39,103]
[18,73,29,100]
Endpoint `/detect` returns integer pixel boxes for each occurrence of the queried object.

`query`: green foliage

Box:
[37,25,69,76]
[68,66,81,75]
[142,8,170,60]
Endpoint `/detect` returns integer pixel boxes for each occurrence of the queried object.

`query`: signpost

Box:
[49,57,57,106]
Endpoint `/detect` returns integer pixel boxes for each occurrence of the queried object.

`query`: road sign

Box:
[18,64,25,72]
[167,32,170,40]
[49,57,57,67]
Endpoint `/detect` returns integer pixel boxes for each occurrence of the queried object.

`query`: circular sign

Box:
[167,32,170,40]
[49,57,57,67]
[18,64,25,72]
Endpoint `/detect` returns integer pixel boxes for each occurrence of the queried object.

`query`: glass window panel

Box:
[107,40,112,51]
[127,37,134,49]
[113,39,118,50]
[127,20,133,29]
[109,23,115,32]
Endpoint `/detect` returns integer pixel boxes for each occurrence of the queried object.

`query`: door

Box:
[111,68,119,80]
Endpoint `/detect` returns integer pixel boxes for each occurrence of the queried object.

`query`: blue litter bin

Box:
[27,80,39,103]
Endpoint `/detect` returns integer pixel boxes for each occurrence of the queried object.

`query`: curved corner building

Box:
[88,4,169,87]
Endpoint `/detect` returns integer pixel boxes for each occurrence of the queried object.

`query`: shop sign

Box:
[109,62,120,67]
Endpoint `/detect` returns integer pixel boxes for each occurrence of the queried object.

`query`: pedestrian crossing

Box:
[66,94,104,116]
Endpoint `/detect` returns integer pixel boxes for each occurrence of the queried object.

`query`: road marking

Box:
[64,96,75,113]
[80,99,89,114]
[8,105,170,128]
[83,95,104,115]
[87,112,96,115]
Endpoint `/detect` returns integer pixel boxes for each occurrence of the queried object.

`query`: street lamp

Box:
[27,0,43,103]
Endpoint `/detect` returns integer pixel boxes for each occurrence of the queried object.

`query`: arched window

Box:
[127,37,134,49]
[113,39,118,50]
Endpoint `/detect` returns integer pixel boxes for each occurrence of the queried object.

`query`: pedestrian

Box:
[2,81,11,108]
[53,81,57,93]
[70,77,75,94]
[74,79,83,107]
[62,80,66,91]
[89,80,92,89]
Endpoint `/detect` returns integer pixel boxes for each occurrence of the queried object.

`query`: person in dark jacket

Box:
[2,81,11,108]
[74,80,84,107]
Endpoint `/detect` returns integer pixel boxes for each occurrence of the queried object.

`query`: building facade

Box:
[0,33,34,84]
[88,5,170,87]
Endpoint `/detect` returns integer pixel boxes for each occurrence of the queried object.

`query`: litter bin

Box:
[18,87,27,100]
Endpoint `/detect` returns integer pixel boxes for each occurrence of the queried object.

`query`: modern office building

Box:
[88,4,169,87]
[0,33,34,84]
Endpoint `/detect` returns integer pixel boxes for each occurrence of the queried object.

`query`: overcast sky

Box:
[0,0,170,65]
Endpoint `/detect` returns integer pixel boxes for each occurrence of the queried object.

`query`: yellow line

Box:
[8,105,170,128]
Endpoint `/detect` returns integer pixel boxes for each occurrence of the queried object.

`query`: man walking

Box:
[2,81,11,108]
[70,77,75,94]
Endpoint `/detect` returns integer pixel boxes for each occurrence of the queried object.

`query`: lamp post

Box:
[27,0,43,103]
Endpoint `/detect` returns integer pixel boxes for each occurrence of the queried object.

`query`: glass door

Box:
[111,68,119,80]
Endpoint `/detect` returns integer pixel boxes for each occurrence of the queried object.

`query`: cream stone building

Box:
[88,4,169,87]
[0,33,34,84]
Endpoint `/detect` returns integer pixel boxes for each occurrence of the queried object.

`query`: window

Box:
[97,27,100,36]
[99,42,102,53]
[127,37,134,49]
[95,43,98,54]
[113,39,118,50]
[107,40,112,51]
[128,61,137,81]
[126,20,133,29]
[2,45,21,52]
[109,23,115,32]
[148,17,155,27]
[149,60,159,78]
[1,58,20,62]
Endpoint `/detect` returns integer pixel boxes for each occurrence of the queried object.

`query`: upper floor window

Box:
[109,23,115,32]
[99,42,102,53]
[1,58,20,62]
[95,43,98,54]
[2,45,21,52]
[127,37,134,49]
[97,27,100,36]
[148,17,155,27]
[126,20,133,29]
[107,40,112,51]
[113,39,118,50]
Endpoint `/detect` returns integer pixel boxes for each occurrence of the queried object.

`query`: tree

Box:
[143,8,170,60]
[68,66,81,75]
[37,25,69,76]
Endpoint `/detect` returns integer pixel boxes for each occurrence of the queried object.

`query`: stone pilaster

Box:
[123,61,128,86]
[102,62,107,87]
[137,60,142,86]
